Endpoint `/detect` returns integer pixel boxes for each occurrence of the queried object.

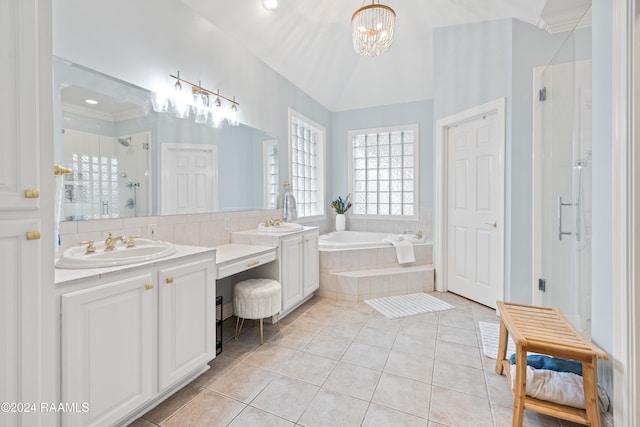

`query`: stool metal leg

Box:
[259,318,264,345]
[273,314,281,332]
[235,317,245,340]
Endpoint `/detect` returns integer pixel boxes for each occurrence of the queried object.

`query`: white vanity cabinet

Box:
[57,248,216,427]
[61,273,156,427]
[231,227,319,317]
[302,232,320,298]
[158,258,216,391]
[280,235,304,312]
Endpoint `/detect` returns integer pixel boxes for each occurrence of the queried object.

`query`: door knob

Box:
[485,221,497,229]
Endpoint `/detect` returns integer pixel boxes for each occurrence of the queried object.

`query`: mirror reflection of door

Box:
[161,144,218,215]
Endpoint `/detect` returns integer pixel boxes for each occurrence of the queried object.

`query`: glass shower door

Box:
[534,57,592,336]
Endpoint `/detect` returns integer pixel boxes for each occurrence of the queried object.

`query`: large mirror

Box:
[54,57,279,220]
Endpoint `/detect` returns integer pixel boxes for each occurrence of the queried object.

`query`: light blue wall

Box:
[591,0,613,354]
[433,20,513,122]
[329,100,434,212]
[433,19,585,304]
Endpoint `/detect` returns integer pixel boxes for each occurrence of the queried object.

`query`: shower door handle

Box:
[558,196,576,240]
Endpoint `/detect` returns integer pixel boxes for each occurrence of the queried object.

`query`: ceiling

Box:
[178,0,583,112]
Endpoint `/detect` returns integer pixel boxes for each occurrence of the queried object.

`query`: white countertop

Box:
[231,225,318,237]
[55,244,216,285]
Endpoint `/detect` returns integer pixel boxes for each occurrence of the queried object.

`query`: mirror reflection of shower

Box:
[120,171,140,216]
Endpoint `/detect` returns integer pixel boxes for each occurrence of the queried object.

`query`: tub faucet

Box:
[403,230,423,239]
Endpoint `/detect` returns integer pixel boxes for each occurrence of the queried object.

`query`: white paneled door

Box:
[446,112,501,308]
[161,144,217,214]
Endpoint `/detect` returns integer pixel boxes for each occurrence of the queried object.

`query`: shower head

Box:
[117,136,131,147]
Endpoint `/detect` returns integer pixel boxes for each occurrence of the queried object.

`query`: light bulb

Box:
[262,0,278,10]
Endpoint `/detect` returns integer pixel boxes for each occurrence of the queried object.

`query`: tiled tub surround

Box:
[319,240,434,301]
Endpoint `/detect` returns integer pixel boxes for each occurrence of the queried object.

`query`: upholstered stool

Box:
[233,278,282,345]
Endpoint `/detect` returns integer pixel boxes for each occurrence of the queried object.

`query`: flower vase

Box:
[335,213,346,231]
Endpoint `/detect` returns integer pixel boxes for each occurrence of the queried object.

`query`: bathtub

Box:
[319,230,424,250]
[318,230,434,301]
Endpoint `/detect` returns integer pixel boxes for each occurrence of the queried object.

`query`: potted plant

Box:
[330,194,352,231]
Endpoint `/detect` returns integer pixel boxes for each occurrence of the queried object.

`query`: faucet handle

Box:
[123,235,142,248]
[79,240,96,253]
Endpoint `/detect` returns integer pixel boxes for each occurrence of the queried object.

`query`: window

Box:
[348,124,418,218]
[67,153,121,219]
[263,139,279,209]
[289,109,325,218]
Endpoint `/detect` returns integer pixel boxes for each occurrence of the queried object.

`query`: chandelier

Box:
[351,0,396,56]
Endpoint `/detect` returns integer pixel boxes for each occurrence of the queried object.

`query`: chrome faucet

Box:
[104,232,123,251]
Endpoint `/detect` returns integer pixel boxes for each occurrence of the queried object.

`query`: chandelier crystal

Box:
[351,1,396,56]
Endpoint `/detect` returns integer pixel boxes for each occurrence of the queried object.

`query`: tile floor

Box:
[128,292,605,427]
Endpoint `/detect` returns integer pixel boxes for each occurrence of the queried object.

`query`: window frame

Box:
[288,108,326,222]
[262,139,279,210]
[347,124,419,221]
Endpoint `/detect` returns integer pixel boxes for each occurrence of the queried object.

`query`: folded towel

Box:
[383,238,415,264]
[283,191,298,222]
[509,365,609,413]
[509,353,582,376]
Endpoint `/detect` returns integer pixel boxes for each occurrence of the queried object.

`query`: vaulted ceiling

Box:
[179,0,588,112]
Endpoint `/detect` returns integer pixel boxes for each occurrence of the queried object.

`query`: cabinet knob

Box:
[24,189,40,199]
[145,282,154,291]
[247,261,259,268]
[165,277,174,284]
[26,231,41,240]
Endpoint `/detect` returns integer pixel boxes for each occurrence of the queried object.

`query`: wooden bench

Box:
[495,301,608,427]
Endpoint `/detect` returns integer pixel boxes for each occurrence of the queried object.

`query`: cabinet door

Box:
[158,257,215,391]
[0,0,42,211]
[303,232,319,297]
[281,235,303,312]
[0,220,41,427]
[61,274,155,427]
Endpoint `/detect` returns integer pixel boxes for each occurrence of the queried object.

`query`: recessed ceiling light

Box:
[262,0,278,10]
[85,99,98,105]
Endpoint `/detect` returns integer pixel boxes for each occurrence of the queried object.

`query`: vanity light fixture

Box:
[85,99,98,105]
[352,0,396,56]
[171,71,191,118]
[262,0,278,10]
[155,71,240,126]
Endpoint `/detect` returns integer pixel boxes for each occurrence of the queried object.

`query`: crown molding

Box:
[537,3,592,34]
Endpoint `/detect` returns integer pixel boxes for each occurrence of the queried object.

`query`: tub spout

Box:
[403,230,423,240]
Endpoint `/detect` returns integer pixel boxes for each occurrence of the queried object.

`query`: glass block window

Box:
[348,125,418,218]
[67,153,120,219]
[289,109,325,218]
[263,140,279,209]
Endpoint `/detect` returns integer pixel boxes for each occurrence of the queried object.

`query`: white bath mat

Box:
[479,321,516,359]
[365,293,454,319]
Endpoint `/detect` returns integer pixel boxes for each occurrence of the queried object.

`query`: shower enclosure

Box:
[532,11,592,335]
[61,130,150,220]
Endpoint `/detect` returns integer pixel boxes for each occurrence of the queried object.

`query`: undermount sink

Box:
[56,239,176,269]
[257,222,303,232]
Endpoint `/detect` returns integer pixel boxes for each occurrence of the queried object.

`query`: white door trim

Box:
[612,0,638,424]
[434,98,506,300]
